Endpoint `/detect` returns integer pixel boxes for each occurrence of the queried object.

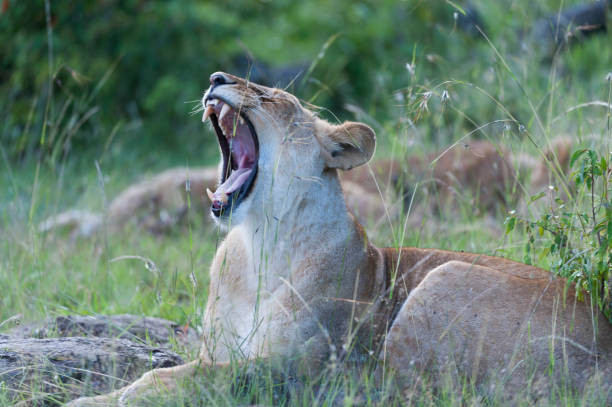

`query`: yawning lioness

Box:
[67,73,611,406]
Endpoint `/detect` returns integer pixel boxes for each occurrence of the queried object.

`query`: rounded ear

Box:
[318,121,376,170]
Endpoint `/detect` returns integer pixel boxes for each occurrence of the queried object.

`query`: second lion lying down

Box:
[67,73,611,405]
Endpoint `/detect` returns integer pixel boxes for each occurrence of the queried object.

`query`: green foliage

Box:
[2,0,612,404]
[2,1,245,160]
[4,0,610,164]
[506,148,612,320]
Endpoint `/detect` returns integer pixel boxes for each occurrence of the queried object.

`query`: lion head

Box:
[201,72,376,227]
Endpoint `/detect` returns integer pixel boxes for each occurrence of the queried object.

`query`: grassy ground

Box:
[2,2,612,405]
[1,94,610,405]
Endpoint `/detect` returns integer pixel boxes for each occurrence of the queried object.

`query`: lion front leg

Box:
[65,359,209,407]
[63,386,128,407]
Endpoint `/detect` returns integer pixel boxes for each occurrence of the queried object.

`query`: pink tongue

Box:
[211,168,252,208]
[218,167,253,194]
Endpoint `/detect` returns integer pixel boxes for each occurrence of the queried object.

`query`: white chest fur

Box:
[200,174,361,363]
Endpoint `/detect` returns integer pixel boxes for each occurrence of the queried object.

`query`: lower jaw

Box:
[211,188,252,219]
[212,196,238,218]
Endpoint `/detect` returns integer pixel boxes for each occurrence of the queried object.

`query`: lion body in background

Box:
[342,136,573,224]
[39,167,217,238]
[44,137,572,238]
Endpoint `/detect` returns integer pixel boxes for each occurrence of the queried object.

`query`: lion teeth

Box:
[219,104,231,122]
[206,188,215,202]
[207,98,218,106]
[238,116,245,125]
[202,105,214,122]
[206,187,228,205]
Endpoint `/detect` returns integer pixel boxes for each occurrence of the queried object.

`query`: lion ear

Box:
[319,121,376,170]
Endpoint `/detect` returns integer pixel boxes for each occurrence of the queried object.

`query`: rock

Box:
[0,337,183,405]
[8,314,200,353]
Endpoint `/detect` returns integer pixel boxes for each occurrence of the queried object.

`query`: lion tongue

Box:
[208,167,253,208]
[221,167,253,194]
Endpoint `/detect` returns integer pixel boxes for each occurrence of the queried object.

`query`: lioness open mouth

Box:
[202,97,259,217]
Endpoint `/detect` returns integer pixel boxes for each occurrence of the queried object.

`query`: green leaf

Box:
[446,0,466,15]
[606,202,612,242]
[530,191,546,202]
[570,149,588,168]
[505,216,516,234]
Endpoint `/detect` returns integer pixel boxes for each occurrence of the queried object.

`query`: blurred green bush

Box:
[1,0,610,162]
[0,0,481,161]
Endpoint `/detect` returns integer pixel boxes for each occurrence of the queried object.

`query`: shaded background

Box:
[1,0,611,242]
[3,1,610,166]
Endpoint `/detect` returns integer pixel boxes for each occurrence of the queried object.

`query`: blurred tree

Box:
[1,0,609,162]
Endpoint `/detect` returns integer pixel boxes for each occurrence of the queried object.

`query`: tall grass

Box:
[1,1,612,405]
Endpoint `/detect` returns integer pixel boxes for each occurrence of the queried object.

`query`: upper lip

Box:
[203,95,249,128]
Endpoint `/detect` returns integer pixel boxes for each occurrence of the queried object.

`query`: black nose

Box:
[210,73,231,88]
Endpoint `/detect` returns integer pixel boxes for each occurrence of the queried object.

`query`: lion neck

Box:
[237,169,361,280]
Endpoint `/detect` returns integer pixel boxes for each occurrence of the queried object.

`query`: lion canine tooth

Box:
[238,116,245,125]
[206,188,215,202]
[219,104,231,122]
[202,105,214,122]
[207,99,218,106]
[206,188,228,205]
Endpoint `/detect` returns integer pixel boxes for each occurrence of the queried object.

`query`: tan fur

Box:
[341,158,406,195]
[342,141,517,218]
[40,167,217,237]
[341,180,389,223]
[38,209,103,239]
[42,138,572,238]
[108,166,217,232]
[342,137,575,225]
[530,136,573,190]
[431,141,516,212]
[66,74,610,406]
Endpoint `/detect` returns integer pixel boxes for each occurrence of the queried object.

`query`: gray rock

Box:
[0,336,183,405]
[8,314,200,353]
[0,315,202,405]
